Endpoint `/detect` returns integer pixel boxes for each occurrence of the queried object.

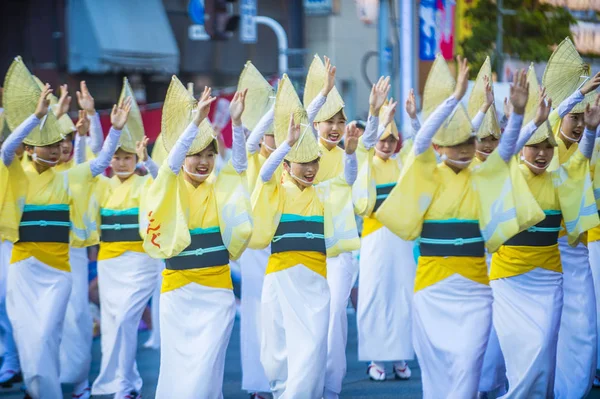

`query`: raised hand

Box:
[405,89,417,119]
[229,89,248,127]
[481,76,494,113]
[503,97,513,119]
[581,72,600,95]
[344,121,362,155]
[75,110,90,136]
[136,136,150,162]
[509,69,529,115]
[56,84,72,119]
[585,94,600,131]
[287,113,301,147]
[369,76,391,116]
[453,55,470,101]
[321,56,337,97]
[534,88,552,127]
[76,81,96,116]
[381,97,398,128]
[193,86,217,126]
[111,97,133,131]
[35,84,53,119]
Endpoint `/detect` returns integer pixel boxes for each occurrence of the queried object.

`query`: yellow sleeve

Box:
[508,156,546,233]
[214,162,253,260]
[591,138,600,208]
[249,172,283,249]
[0,158,28,242]
[137,175,155,240]
[399,138,414,166]
[68,163,100,247]
[352,140,376,217]
[142,164,192,258]
[316,175,361,257]
[557,150,600,245]
[375,147,437,240]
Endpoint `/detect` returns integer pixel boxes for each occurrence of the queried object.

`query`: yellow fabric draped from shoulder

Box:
[0,158,28,242]
[353,139,376,217]
[556,151,599,245]
[142,162,252,260]
[375,147,437,240]
[68,163,100,247]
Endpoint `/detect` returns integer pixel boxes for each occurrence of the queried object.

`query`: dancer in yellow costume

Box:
[491,64,599,398]
[142,82,252,398]
[251,74,361,399]
[0,57,131,399]
[89,78,163,399]
[303,55,386,399]
[541,38,600,398]
[237,61,277,397]
[376,59,536,399]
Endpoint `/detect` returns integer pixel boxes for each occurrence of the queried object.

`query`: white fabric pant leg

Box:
[156,283,235,399]
[413,274,492,399]
[324,252,356,395]
[261,265,330,399]
[59,247,93,385]
[240,247,270,393]
[144,260,164,349]
[7,257,72,399]
[0,241,19,373]
[357,228,416,362]
[92,252,160,395]
[588,240,600,369]
[491,268,563,398]
[555,237,597,399]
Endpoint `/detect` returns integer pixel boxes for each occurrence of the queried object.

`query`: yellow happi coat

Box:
[376,148,543,292]
[142,162,252,293]
[1,160,98,271]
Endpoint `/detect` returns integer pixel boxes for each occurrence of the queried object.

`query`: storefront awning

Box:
[68,0,179,74]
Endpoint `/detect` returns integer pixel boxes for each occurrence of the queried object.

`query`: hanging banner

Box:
[436,0,455,60]
[419,0,437,61]
[240,0,257,43]
[419,0,456,61]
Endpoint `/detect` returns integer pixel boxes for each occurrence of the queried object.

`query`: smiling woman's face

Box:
[522,139,554,175]
[284,159,320,188]
[561,112,584,142]
[439,137,476,170]
[183,144,216,185]
[475,135,499,161]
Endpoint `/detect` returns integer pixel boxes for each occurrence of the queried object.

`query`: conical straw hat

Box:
[151,133,168,165]
[303,54,346,122]
[468,57,501,139]
[3,57,62,146]
[432,103,474,146]
[422,54,455,120]
[275,74,320,163]
[571,91,597,113]
[542,37,591,107]
[161,75,216,155]
[0,109,11,140]
[117,77,145,154]
[379,100,399,140]
[238,61,275,131]
[525,64,557,146]
[32,75,76,137]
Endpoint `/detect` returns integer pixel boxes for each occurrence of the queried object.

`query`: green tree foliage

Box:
[460,0,575,77]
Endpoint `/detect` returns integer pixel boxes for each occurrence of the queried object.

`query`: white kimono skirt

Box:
[240,247,270,393]
[261,264,330,399]
[0,240,19,375]
[413,274,492,399]
[588,240,600,369]
[555,237,597,398]
[92,251,161,396]
[491,268,563,397]
[7,256,72,399]
[156,282,236,399]
[357,226,416,362]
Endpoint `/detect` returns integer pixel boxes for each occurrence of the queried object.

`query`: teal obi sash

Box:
[271,214,326,255]
[100,208,141,242]
[505,210,562,247]
[419,219,484,257]
[166,227,229,270]
[19,204,70,243]
[373,183,396,213]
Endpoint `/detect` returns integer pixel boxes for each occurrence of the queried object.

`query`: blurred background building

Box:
[1,0,598,146]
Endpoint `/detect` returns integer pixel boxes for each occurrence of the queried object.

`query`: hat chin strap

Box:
[560,129,580,143]
[290,171,314,186]
[476,149,491,156]
[183,165,210,179]
[521,156,549,172]
[114,170,135,177]
[32,153,58,166]
[440,154,472,167]
[375,148,393,158]
[262,142,276,152]
[320,134,344,145]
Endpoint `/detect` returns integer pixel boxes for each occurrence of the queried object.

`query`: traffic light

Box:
[204,0,240,40]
